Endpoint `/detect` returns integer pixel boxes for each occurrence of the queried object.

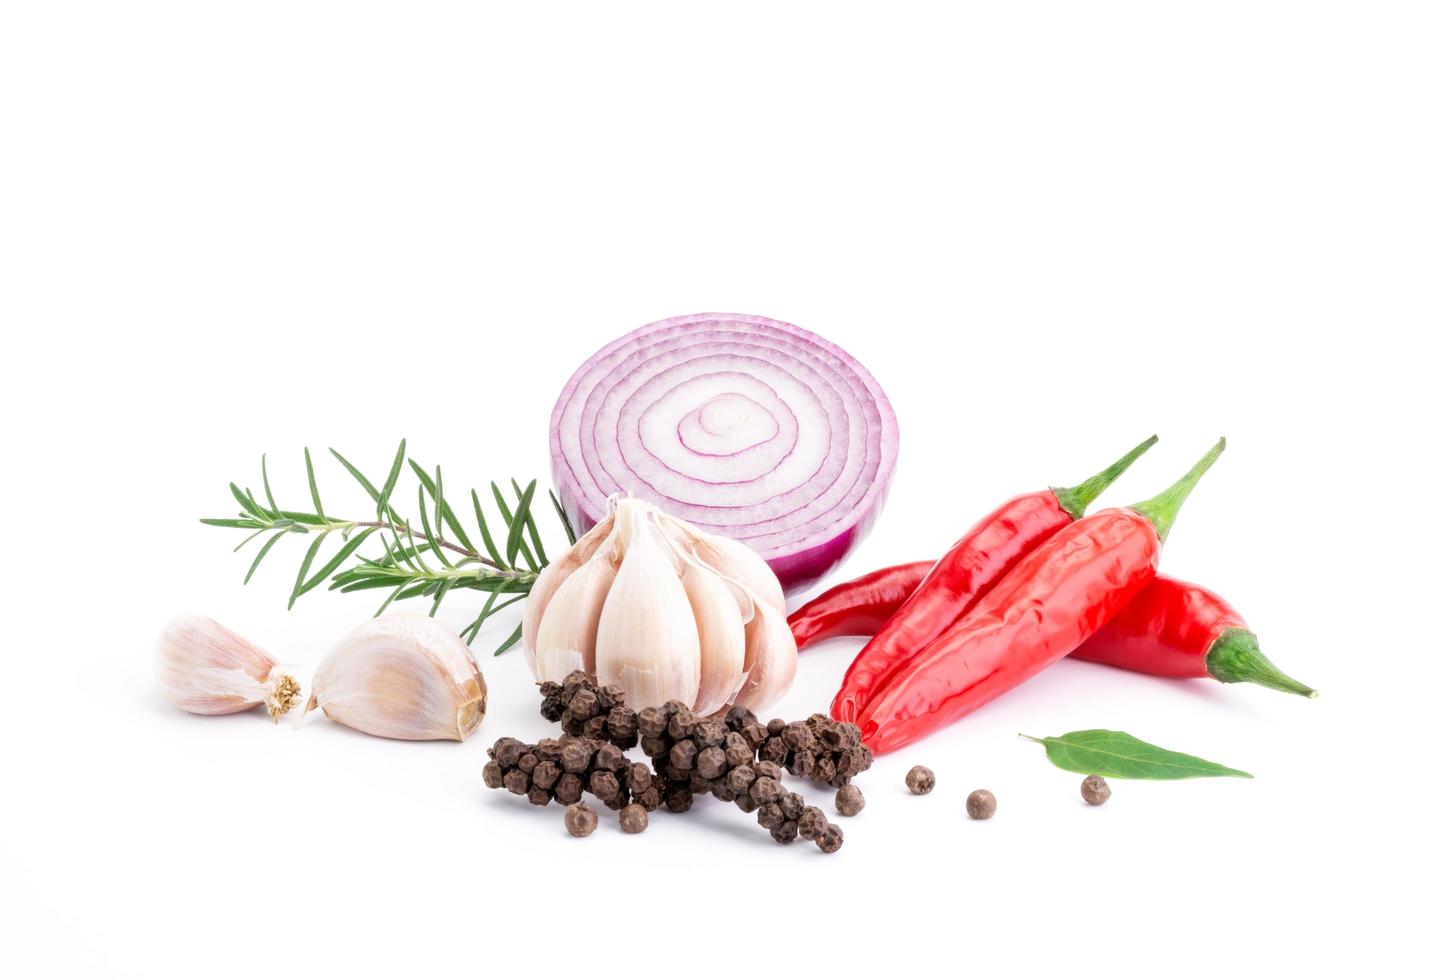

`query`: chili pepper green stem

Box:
[1053,434,1160,520]
[1130,438,1226,540]
[1205,628,1317,698]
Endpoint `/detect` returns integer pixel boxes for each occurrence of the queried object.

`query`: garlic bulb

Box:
[524,498,797,713]
[155,614,302,719]
[306,613,487,741]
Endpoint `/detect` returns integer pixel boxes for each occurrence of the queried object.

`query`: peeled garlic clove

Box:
[532,536,618,681]
[680,559,749,715]
[731,598,798,711]
[522,515,613,674]
[307,613,486,741]
[596,502,700,710]
[155,614,302,719]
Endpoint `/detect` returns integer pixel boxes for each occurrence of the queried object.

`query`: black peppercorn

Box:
[493,737,525,769]
[619,804,649,834]
[503,770,530,796]
[637,706,669,738]
[770,821,799,845]
[834,784,865,817]
[667,706,697,740]
[815,824,844,854]
[482,760,504,790]
[756,803,785,830]
[965,789,996,820]
[554,773,584,806]
[797,806,828,840]
[749,776,781,805]
[567,687,598,721]
[593,742,626,772]
[589,770,621,804]
[696,746,728,780]
[906,765,935,795]
[666,787,694,814]
[560,739,593,773]
[565,802,598,838]
[1081,774,1111,806]
[531,761,561,791]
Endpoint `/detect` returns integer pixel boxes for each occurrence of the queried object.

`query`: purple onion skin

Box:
[554,482,890,595]
[550,313,899,596]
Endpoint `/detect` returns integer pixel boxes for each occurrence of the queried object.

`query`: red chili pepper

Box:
[798,565,1314,696]
[826,435,1158,722]
[791,561,933,649]
[787,562,933,649]
[857,439,1225,754]
[1075,575,1316,696]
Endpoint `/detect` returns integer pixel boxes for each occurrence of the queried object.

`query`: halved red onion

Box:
[550,313,899,593]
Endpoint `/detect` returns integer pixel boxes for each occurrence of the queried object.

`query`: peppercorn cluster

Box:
[755,712,873,789]
[486,671,854,853]
[631,696,842,851]
[482,732,658,812]
[538,674,640,749]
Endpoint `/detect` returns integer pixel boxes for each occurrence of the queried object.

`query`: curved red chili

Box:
[787,562,933,648]
[1076,575,1315,696]
[827,435,1158,722]
[797,565,1315,697]
[857,439,1224,754]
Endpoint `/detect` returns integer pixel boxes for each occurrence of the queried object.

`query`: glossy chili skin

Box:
[797,566,1231,677]
[788,562,932,649]
[856,508,1161,755]
[1073,575,1240,677]
[830,491,1072,722]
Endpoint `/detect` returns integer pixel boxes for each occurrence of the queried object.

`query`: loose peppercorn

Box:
[619,804,649,834]
[834,784,865,817]
[565,803,598,838]
[906,765,935,795]
[1081,774,1111,806]
[965,789,996,820]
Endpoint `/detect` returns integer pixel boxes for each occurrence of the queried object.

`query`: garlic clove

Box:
[532,535,618,681]
[595,501,701,711]
[679,558,749,716]
[155,614,302,719]
[522,515,614,674]
[659,513,786,610]
[307,613,486,741]
[731,598,798,711]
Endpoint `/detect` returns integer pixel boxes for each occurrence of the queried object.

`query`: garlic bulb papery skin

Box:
[307,613,487,741]
[155,615,302,719]
[531,531,619,682]
[523,497,798,712]
[522,514,613,676]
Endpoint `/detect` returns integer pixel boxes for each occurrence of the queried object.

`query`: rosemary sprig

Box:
[201,440,579,652]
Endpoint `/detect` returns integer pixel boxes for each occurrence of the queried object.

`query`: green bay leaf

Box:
[1021,729,1252,780]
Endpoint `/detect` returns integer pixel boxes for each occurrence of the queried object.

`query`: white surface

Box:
[2,3,1429,977]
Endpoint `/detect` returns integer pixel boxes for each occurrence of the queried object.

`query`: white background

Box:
[2,3,1429,977]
